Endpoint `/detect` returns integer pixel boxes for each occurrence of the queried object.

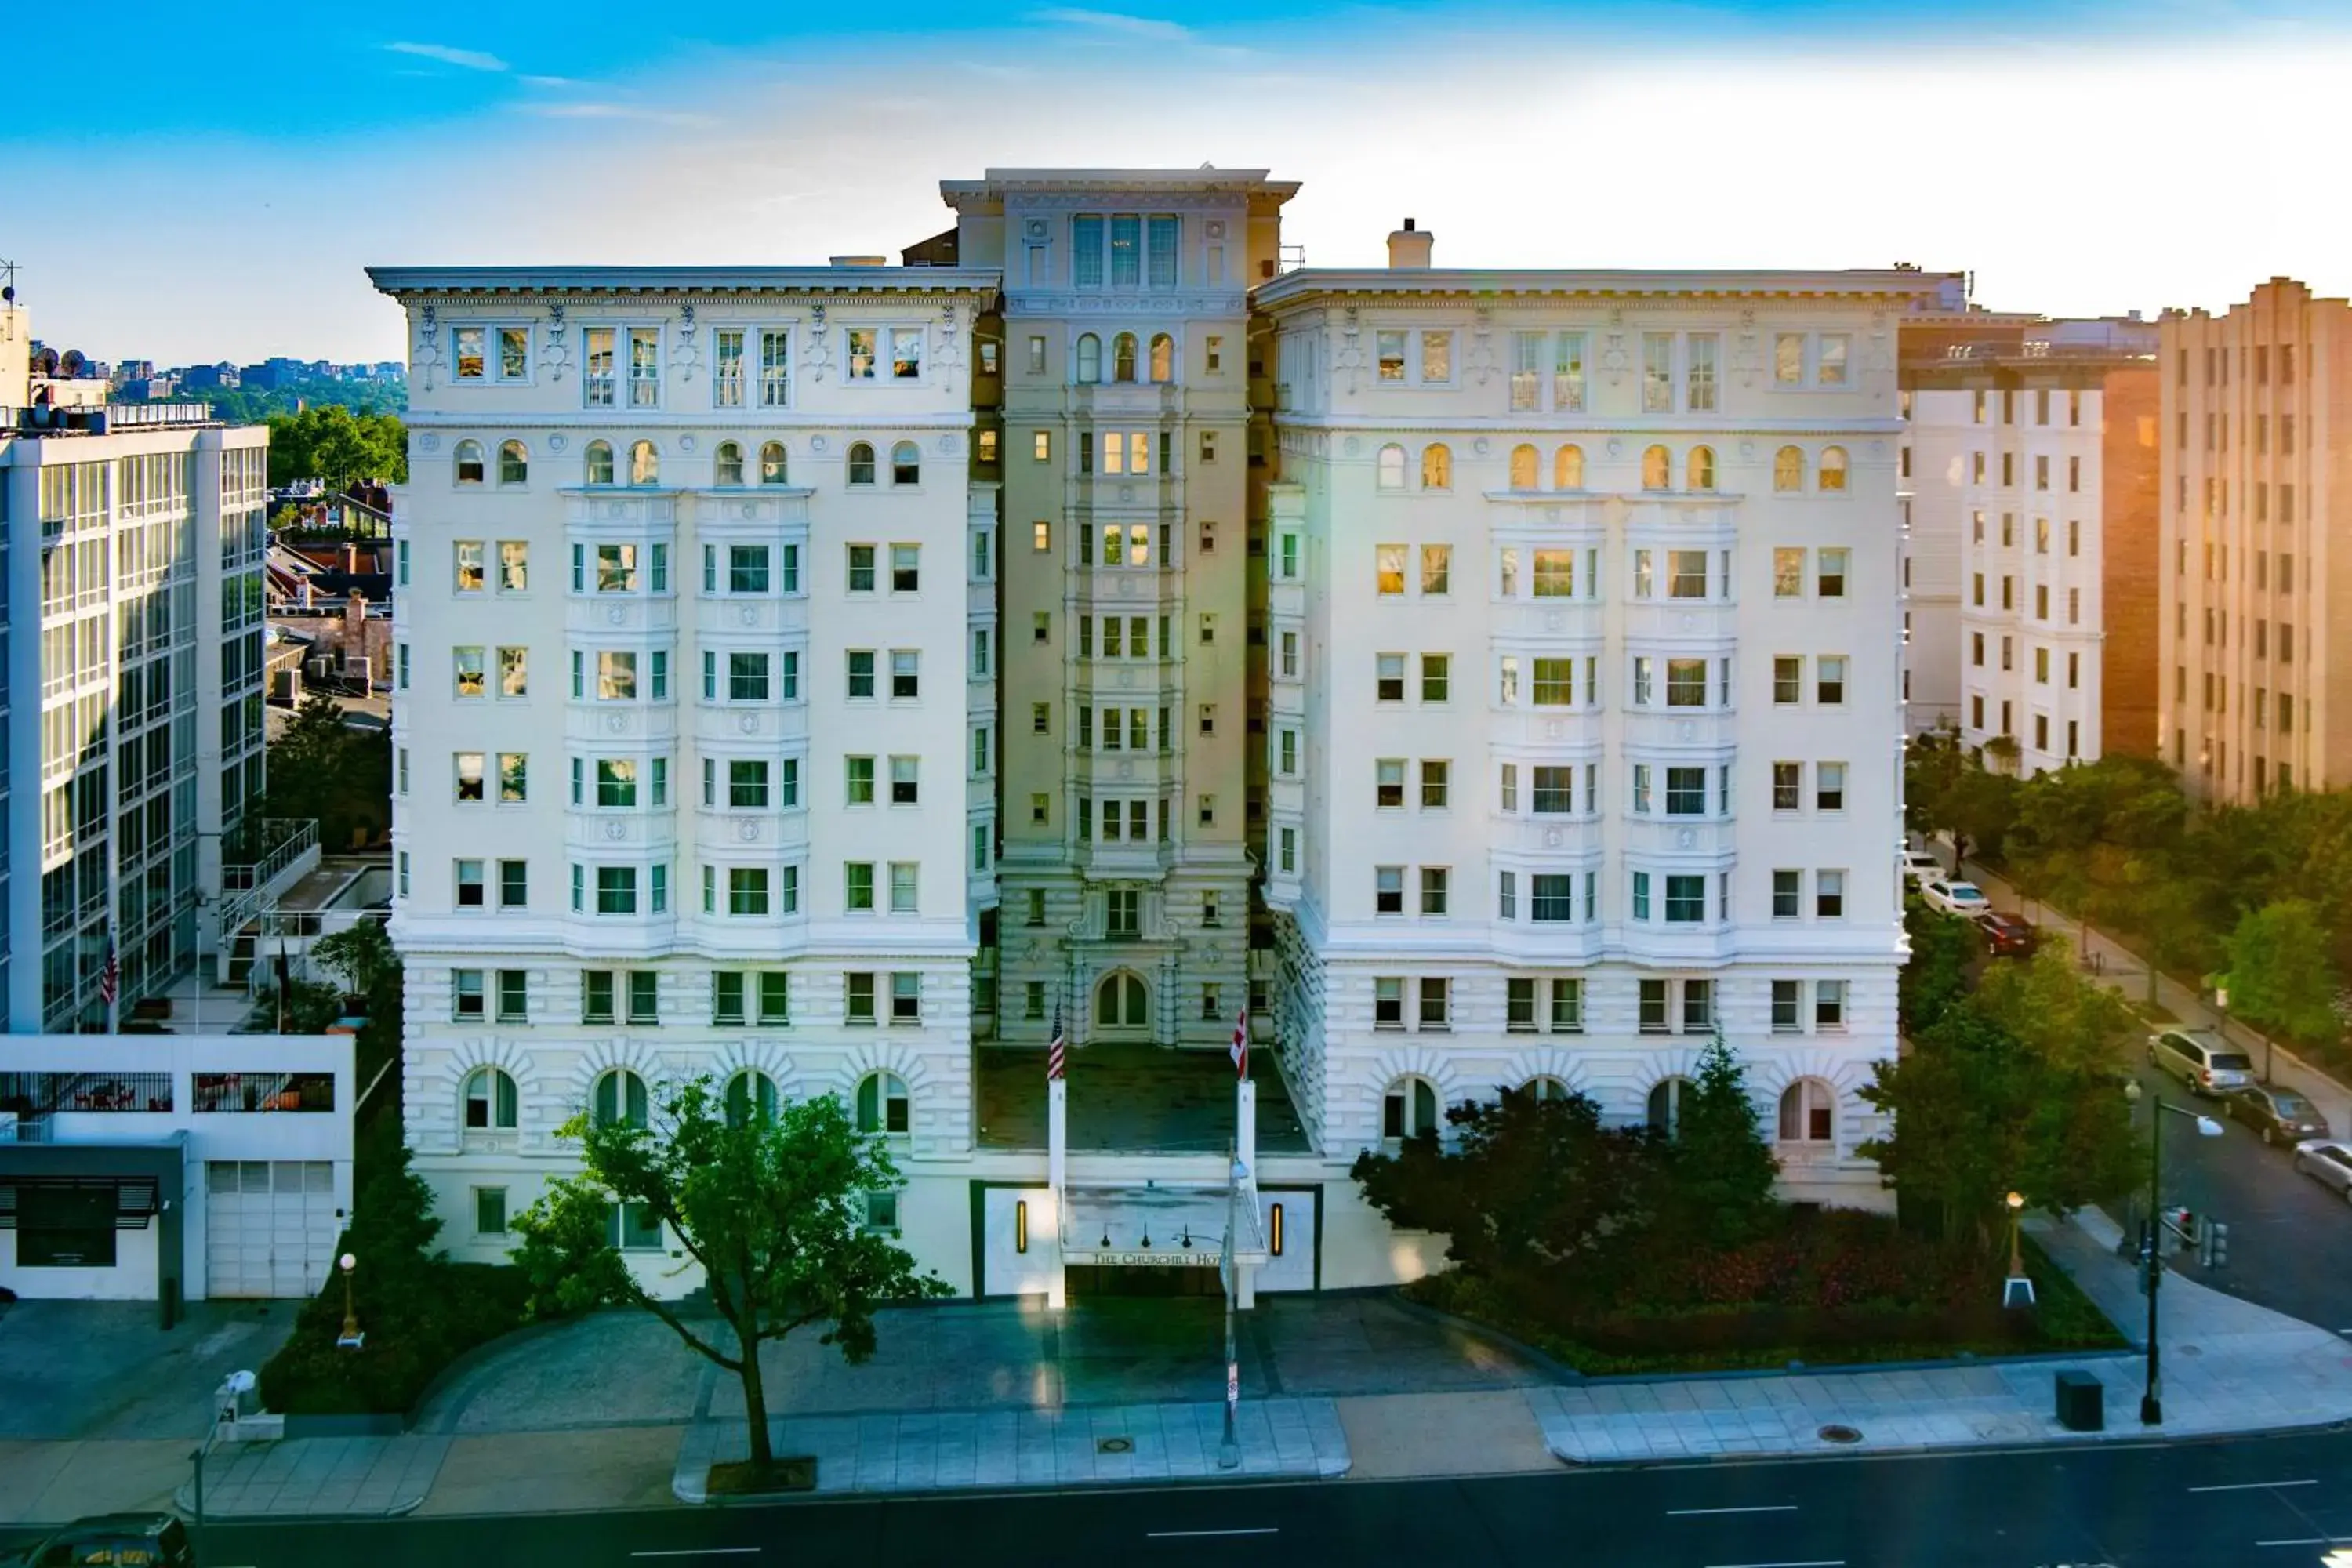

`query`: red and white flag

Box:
[1230,1005,1248,1079]
[1047,1002,1066,1082]
[99,935,119,1009]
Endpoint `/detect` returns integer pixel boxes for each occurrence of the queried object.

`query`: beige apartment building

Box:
[2161,278,2352,802]
[937,169,1295,1052]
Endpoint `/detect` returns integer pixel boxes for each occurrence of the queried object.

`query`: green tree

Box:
[510,1080,949,1475]
[1350,1086,1664,1283]
[2223,898,2343,1046]
[1864,948,2140,1248]
[1904,723,2020,866]
[266,405,408,491]
[1900,895,1976,1037]
[252,693,392,851]
[312,918,398,997]
[1662,1035,1779,1247]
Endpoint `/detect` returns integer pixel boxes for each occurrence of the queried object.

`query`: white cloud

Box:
[383,41,510,72]
[517,74,590,89]
[520,101,717,129]
[1028,7,1194,43]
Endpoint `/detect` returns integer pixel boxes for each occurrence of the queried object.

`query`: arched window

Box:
[759,441,788,485]
[725,1069,779,1127]
[846,441,876,487]
[1075,333,1102,384]
[463,1067,517,1131]
[1778,1079,1836,1143]
[1773,445,1805,492]
[1640,444,1671,492]
[1686,445,1716,492]
[1382,1076,1441,1139]
[1420,443,1452,490]
[1376,444,1406,491]
[497,440,528,485]
[1647,1076,1691,1140]
[891,440,920,485]
[1508,444,1537,490]
[627,440,659,487]
[454,440,485,485]
[584,440,615,487]
[1096,971,1149,1028]
[713,441,744,487]
[855,1070,909,1134]
[1554,444,1585,490]
[1112,332,1138,383]
[593,1068,649,1130]
[1148,332,1174,383]
[1819,445,1849,492]
[1523,1076,1571,1102]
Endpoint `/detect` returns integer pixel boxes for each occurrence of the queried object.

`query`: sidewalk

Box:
[673,1398,1351,1501]
[16,1220,2352,1525]
[1956,855,2352,1134]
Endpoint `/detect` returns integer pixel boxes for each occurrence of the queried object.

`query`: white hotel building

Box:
[376,177,1944,1298]
[1256,241,1940,1210]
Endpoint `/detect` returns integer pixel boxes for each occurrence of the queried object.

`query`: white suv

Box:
[2147,1029,2255,1098]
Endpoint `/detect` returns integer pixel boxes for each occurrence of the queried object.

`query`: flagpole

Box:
[1219,1134,1240,1471]
[1046,993,1067,1312]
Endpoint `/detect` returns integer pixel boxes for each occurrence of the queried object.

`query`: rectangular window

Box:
[1419,331,1452,383]
[1817,549,1848,597]
[1417,978,1450,1029]
[1816,869,1846,919]
[1420,866,1450,916]
[1532,873,1574,923]
[1553,332,1587,410]
[1533,658,1573,706]
[1817,335,1848,385]
[1773,869,1801,918]
[1772,980,1802,1033]
[1642,332,1674,412]
[1817,761,1846,811]
[1686,334,1718,412]
[1664,874,1705,924]
[1773,656,1802,705]
[1817,656,1846,704]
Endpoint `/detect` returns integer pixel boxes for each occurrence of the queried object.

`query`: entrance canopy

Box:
[1058,1182,1267,1269]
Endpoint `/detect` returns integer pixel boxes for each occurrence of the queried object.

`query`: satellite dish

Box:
[34,347,58,375]
[60,350,86,376]
[2,285,14,303]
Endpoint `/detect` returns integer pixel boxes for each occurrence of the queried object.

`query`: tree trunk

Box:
[737,1314,773,1471]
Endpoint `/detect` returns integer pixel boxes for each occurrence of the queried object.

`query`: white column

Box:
[1047,1076,1068,1310]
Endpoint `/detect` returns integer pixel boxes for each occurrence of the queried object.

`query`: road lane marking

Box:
[1146,1527,1279,1538]
[1669,1505,1802,1515]
[1701,1560,1842,1568]
[2190,1479,2317,1493]
[2256,1539,2351,1548]
[630,1552,762,1559]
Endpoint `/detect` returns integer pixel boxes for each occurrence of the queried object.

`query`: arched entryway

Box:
[1094,971,1150,1036]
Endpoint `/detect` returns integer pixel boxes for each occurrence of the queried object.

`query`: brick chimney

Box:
[1387,217,1433,270]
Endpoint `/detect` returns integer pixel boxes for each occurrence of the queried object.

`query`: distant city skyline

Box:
[8,1,2352,361]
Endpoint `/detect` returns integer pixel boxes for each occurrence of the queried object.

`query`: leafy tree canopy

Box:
[510,1080,949,1471]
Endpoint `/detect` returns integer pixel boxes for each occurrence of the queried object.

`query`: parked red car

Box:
[1975,911,2038,957]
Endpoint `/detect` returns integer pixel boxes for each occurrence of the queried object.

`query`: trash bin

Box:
[2055,1369,2104,1432]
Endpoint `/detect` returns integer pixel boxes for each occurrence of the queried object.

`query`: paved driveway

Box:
[0,1298,293,1439]
[413,1292,1555,1436]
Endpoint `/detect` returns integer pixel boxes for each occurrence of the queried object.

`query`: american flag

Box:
[98,935,119,1008]
[1047,1002,1065,1081]
[1230,1005,1248,1080]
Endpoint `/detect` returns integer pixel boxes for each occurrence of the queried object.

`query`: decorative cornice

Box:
[1255,269,1956,313]
[367,266,1002,302]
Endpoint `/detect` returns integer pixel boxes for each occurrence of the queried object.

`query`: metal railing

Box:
[1,1070,176,1116]
[214,819,322,948]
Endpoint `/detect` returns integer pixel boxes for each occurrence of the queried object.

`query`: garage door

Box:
[205,1161,336,1298]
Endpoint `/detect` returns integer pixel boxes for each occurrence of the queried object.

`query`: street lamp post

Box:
[2001,1190,2034,1308]
[2122,1080,2223,1425]
[336,1251,364,1349]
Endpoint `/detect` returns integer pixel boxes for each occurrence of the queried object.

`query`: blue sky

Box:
[9,1,2351,361]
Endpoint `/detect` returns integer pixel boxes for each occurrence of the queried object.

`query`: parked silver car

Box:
[2146,1029,2255,1098]
[2292,1140,2352,1203]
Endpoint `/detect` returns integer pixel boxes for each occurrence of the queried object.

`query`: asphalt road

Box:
[10,1430,2352,1568]
[2118,1054,2352,1336]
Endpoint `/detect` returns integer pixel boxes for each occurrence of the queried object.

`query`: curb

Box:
[1538,1410,2352,1470]
[1381,1290,1586,1385]
[673,1457,1353,1506]
[171,1480,428,1521]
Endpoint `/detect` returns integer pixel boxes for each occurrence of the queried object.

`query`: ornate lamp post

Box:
[336,1252,365,1349]
[2001,1190,2035,1307]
